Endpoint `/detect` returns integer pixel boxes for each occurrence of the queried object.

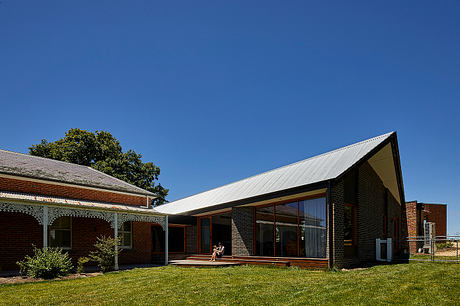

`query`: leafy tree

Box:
[29,128,168,205]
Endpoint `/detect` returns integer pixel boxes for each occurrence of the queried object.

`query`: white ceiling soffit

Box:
[157,132,394,215]
[368,143,401,204]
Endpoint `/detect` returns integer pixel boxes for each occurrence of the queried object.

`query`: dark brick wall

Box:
[0,212,42,271]
[231,207,254,256]
[331,161,405,268]
[330,179,344,268]
[186,225,197,254]
[0,212,156,271]
[0,177,147,206]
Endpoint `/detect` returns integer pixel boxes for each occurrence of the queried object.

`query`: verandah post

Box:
[43,206,48,249]
[165,215,168,266]
[114,213,119,271]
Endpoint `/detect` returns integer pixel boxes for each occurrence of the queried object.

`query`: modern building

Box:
[157,132,408,268]
[0,149,167,272]
[0,131,409,271]
[405,200,447,253]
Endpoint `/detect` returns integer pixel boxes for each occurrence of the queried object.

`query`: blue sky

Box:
[1,1,459,234]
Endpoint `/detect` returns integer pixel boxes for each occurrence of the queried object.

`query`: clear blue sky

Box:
[1,1,459,234]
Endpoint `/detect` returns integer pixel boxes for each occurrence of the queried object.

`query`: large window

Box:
[49,216,72,249]
[255,205,274,256]
[255,196,326,258]
[118,222,132,249]
[299,198,326,258]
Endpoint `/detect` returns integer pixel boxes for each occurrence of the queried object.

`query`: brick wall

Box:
[423,204,447,237]
[406,201,447,253]
[0,212,156,271]
[0,212,42,271]
[186,225,197,254]
[331,161,405,268]
[0,176,147,206]
[231,207,254,256]
[331,179,344,268]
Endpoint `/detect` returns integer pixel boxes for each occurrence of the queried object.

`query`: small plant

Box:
[89,236,121,273]
[436,241,454,250]
[77,257,90,274]
[17,246,73,279]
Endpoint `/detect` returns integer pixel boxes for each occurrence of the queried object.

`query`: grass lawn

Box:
[0,262,459,305]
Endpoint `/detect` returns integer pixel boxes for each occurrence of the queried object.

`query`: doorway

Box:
[198,211,232,255]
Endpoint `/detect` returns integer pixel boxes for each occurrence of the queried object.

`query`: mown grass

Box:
[0,262,459,305]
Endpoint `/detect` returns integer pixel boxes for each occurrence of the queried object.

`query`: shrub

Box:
[437,241,454,249]
[89,236,121,273]
[17,246,73,279]
[77,257,90,274]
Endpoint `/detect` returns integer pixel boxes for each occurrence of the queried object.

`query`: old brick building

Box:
[0,149,167,272]
[158,132,409,268]
[405,200,447,253]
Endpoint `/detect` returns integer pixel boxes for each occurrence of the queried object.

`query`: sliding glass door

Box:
[254,196,326,258]
[199,217,211,254]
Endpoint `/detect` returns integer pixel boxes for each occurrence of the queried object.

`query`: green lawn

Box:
[0,263,459,305]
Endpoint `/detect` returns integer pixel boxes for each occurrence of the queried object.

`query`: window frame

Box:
[119,221,133,250]
[253,193,327,259]
[49,216,72,250]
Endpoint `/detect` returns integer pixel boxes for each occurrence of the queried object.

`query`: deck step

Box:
[186,255,290,267]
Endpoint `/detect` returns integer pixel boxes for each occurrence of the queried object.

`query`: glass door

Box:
[199,217,212,254]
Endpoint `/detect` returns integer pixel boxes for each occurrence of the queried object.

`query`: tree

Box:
[29,128,168,205]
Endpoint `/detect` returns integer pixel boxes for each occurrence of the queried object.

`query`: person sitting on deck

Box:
[210,242,225,262]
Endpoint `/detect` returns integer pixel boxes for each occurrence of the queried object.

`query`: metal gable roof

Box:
[0,149,155,196]
[156,132,395,215]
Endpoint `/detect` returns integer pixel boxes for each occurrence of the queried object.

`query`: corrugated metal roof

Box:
[0,149,155,196]
[0,191,164,215]
[157,132,394,215]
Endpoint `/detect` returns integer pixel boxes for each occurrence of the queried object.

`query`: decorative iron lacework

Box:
[48,207,115,227]
[0,202,44,224]
[0,201,166,229]
[118,213,166,230]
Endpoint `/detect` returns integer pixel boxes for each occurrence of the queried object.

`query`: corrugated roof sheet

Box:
[0,149,155,196]
[157,132,394,215]
[0,191,164,215]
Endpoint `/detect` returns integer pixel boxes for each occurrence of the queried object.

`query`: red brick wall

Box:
[423,204,447,237]
[0,176,147,206]
[0,212,43,271]
[0,212,158,271]
[405,201,419,253]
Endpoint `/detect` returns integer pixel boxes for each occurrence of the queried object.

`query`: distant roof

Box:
[0,149,155,196]
[157,132,395,215]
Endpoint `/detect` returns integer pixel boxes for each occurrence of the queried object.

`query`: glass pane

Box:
[255,205,274,256]
[50,230,71,248]
[299,197,326,258]
[275,202,298,257]
[123,233,131,247]
[200,218,211,253]
[123,222,131,232]
[52,216,71,229]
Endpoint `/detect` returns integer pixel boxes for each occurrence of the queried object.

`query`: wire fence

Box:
[407,235,460,263]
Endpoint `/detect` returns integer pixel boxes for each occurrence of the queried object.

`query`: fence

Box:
[407,235,460,263]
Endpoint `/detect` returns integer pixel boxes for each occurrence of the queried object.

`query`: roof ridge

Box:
[165,132,394,204]
[0,148,94,170]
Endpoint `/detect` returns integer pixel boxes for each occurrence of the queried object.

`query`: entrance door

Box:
[199,217,211,254]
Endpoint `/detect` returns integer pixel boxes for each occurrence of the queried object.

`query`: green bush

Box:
[89,236,121,273]
[17,246,73,279]
[77,257,90,274]
[436,241,454,249]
